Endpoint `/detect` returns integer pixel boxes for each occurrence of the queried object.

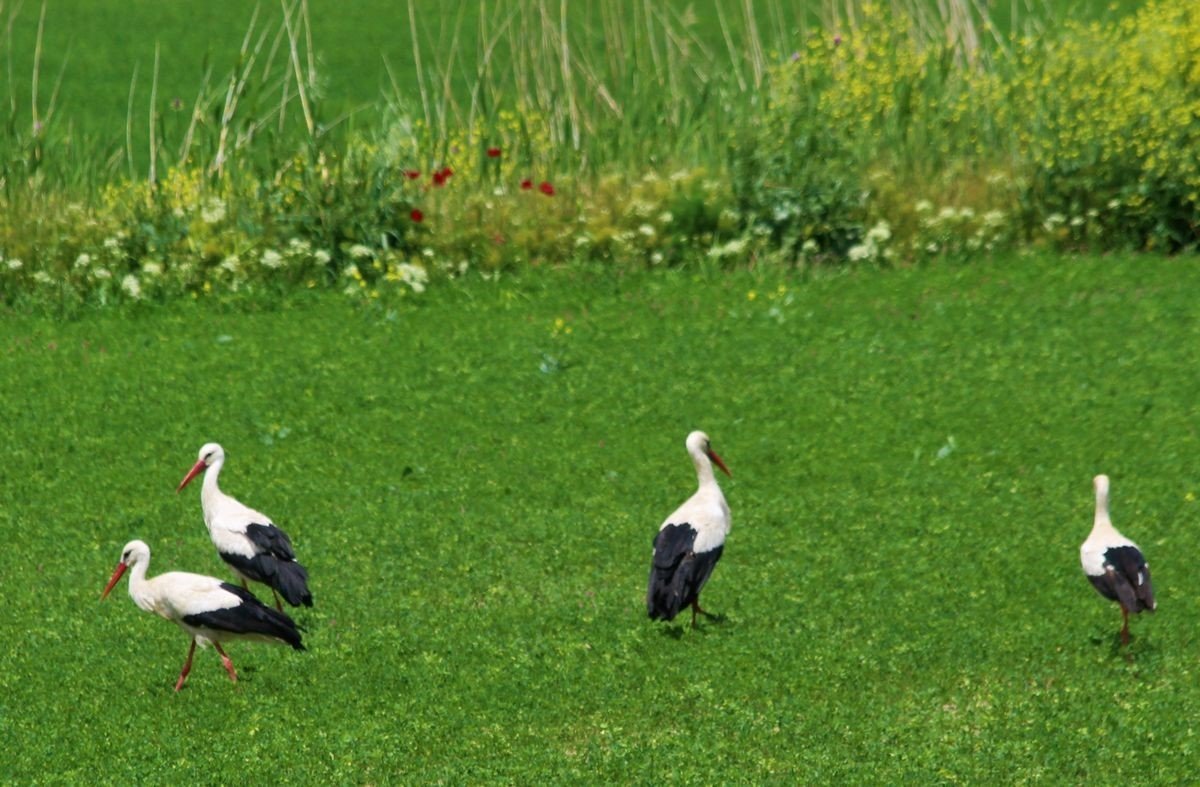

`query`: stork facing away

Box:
[1080,474,1156,645]
[647,430,732,627]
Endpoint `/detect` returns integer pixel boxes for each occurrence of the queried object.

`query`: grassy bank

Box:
[2,255,1200,780]
[2,0,1195,315]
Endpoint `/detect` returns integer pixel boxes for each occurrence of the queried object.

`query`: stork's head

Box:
[686,430,731,477]
[100,540,149,599]
[176,442,225,493]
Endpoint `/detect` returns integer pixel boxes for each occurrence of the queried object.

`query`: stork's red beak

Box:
[100,562,128,600]
[708,449,731,477]
[176,459,207,493]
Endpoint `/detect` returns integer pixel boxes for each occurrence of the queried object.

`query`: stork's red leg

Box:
[174,639,197,692]
[213,642,238,683]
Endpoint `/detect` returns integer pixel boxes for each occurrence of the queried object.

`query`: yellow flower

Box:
[747,290,758,301]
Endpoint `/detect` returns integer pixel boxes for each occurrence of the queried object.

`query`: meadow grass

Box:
[2,254,1200,781]
[2,0,1193,315]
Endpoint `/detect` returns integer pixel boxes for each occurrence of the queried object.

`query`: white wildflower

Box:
[937,207,957,222]
[847,243,874,262]
[94,268,112,280]
[395,262,428,293]
[33,271,52,284]
[708,238,747,259]
[75,253,93,269]
[638,224,656,238]
[261,250,283,269]
[982,210,1005,228]
[200,198,227,225]
[1107,199,1121,210]
[1069,216,1086,227]
[314,250,332,265]
[1043,213,1066,231]
[801,239,819,255]
[6,258,22,271]
[343,264,361,279]
[866,221,891,244]
[914,199,933,213]
[121,274,142,299]
[220,256,240,273]
[103,237,121,250]
[650,252,664,264]
[142,261,163,277]
[658,211,673,225]
[349,244,373,259]
[958,208,975,221]
[172,207,185,219]
[422,247,435,259]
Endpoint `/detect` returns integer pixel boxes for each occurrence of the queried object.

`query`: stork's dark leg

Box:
[174,639,197,692]
[1120,607,1131,646]
[213,642,238,683]
[691,599,713,628]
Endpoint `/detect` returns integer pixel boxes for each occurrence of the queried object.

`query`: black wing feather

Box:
[222,523,313,607]
[244,523,297,560]
[181,583,305,650]
[647,523,723,621]
[1105,545,1155,613]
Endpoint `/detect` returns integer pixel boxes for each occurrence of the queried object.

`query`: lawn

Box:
[2,254,1198,781]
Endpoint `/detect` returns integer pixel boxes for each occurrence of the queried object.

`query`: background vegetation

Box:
[3,256,1200,781]
[1,0,1194,314]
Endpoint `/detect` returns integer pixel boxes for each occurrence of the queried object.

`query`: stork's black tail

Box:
[273,559,314,607]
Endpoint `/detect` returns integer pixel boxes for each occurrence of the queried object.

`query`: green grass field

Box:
[3,254,1199,781]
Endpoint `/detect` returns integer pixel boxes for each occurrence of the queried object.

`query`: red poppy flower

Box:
[411,208,424,223]
[432,171,447,187]
[487,147,501,158]
[520,179,533,190]
[405,170,421,180]
[539,181,555,196]
[440,166,453,178]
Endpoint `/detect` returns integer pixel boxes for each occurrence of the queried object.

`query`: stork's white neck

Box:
[691,448,719,491]
[126,557,157,614]
[200,456,226,524]
[1090,485,1120,540]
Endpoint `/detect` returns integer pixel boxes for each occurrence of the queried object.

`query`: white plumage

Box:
[177,443,313,610]
[100,540,304,691]
[647,430,732,627]
[1080,474,1156,645]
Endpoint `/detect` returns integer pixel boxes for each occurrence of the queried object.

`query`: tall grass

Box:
[0,0,1195,314]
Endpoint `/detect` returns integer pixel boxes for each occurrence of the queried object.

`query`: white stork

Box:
[177,443,313,611]
[647,430,732,627]
[1080,474,1156,645]
[100,540,305,691]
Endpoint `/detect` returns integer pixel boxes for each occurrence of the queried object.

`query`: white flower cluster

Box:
[847,221,893,263]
